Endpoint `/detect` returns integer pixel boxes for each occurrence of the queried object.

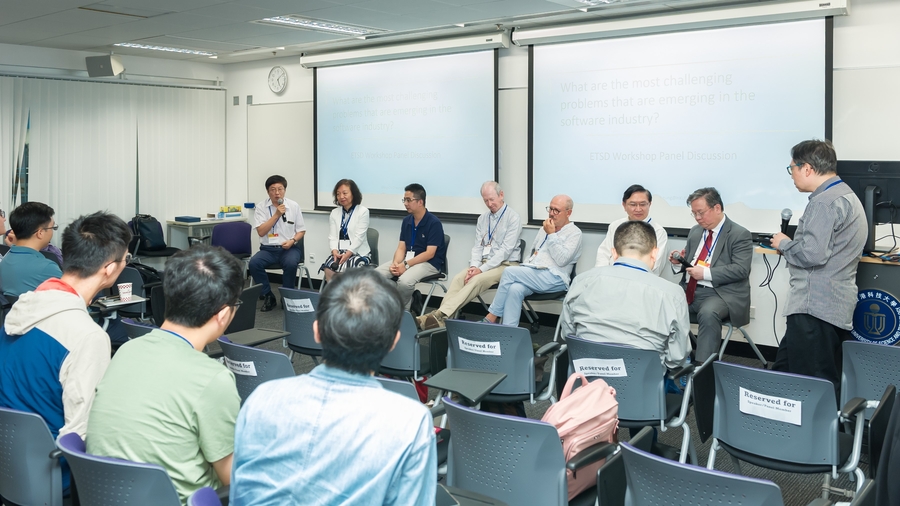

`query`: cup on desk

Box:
[118,283,133,302]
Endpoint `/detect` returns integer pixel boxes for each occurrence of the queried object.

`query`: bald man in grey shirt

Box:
[771,139,866,397]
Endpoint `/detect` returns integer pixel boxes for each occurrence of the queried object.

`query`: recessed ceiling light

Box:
[257,16,383,36]
[113,42,216,56]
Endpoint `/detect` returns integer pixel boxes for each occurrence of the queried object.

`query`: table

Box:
[206,328,289,359]
[425,369,507,406]
[165,217,246,247]
[90,295,147,331]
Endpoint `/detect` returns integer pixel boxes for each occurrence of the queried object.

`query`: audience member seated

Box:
[668,187,752,363]
[483,194,582,327]
[561,220,691,370]
[594,184,668,275]
[87,245,243,504]
[0,207,63,265]
[231,268,436,505]
[320,178,371,282]
[0,202,62,296]
[417,181,522,330]
[248,175,307,312]
[0,211,132,492]
[376,183,446,310]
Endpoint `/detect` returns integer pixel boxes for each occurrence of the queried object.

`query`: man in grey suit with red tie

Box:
[669,187,753,362]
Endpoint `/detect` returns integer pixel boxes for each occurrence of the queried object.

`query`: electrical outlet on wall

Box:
[749,306,756,319]
[309,253,316,263]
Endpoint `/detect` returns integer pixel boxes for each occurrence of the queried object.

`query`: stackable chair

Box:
[375,376,451,467]
[708,362,868,499]
[522,264,576,334]
[367,227,380,266]
[621,440,785,506]
[56,432,182,505]
[218,337,295,403]
[0,407,64,506]
[593,426,655,506]
[474,239,526,316]
[188,487,224,506]
[443,397,615,506]
[224,284,263,334]
[379,311,434,381]
[280,287,322,364]
[419,234,451,316]
[121,317,157,339]
[444,319,560,405]
[719,320,768,366]
[112,265,158,319]
[565,337,696,464]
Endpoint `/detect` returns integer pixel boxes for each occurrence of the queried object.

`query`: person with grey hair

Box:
[770,139,866,397]
[562,220,690,370]
[483,194,582,327]
[669,187,752,362]
[417,181,523,330]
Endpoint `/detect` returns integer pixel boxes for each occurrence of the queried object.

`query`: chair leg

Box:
[729,454,742,475]
[678,421,697,465]
[739,327,769,368]
[718,323,734,360]
[706,439,719,470]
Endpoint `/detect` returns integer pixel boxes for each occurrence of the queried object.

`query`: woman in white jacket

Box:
[320,179,371,282]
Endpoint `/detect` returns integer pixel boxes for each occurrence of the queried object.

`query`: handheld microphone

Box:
[672,251,694,270]
[781,208,792,235]
[278,198,286,222]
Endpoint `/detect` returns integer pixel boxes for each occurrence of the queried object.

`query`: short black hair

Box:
[62,212,132,278]
[10,201,55,239]
[687,187,724,211]
[622,184,652,203]
[162,245,243,328]
[265,175,288,190]
[791,139,837,175]
[613,220,657,257]
[405,183,426,205]
[316,268,403,375]
[332,179,363,207]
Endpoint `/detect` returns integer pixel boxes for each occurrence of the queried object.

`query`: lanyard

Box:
[409,219,418,251]
[160,328,193,349]
[824,179,842,191]
[613,261,648,273]
[340,206,355,239]
[533,233,549,255]
[486,205,508,245]
[702,229,721,259]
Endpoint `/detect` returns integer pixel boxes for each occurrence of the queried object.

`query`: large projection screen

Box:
[316,50,497,216]
[531,18,829,234]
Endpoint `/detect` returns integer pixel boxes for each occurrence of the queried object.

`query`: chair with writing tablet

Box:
[444,319,559,405]
[218,337,294,404]
[280,287,322,365]
[565,337,697,464]
[707,362,868,500]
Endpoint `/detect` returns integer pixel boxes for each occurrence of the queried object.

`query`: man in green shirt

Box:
[87,245,243,504]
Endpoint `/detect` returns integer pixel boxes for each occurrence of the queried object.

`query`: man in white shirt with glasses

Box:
[595,184,668,276]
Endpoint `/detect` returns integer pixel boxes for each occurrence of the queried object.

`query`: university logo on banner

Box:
[851,289,900,346]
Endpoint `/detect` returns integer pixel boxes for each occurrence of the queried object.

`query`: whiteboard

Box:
[833,66,900,160]
[248,101,314,209]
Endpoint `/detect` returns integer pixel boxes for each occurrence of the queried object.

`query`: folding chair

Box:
[280,287,322,364]
[379,311,435,381]
[621,440,784,506]
[708,362,868,499]
[218,337,295,404]
[0,407,64,506]
[565,337,697,464]
[419,234,450,316]
[56,432,181,505]
[443,397,614,506]
[444,319,559,405]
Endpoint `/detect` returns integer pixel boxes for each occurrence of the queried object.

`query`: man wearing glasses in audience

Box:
[669,187,752,363]
[0,212,132,495]
[0,201,62,297]
[483,194,582,327]
[376,183,446,311]
[595,184,668,276]
[87,245,243,504]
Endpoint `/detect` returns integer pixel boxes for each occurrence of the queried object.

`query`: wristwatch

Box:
[403,260,409,269]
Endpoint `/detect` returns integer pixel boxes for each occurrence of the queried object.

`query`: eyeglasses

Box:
[626,202,650,209]
[267,186,286,193]
[689,207,713,219]
[123,253,133,264]
[545,206,565,215]
[401,198,421,204]
[230,299,243,308]
[42,225,59,231]
[786,163,803,176]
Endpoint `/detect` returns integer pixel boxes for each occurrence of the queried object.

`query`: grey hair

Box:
[686,187,723,211]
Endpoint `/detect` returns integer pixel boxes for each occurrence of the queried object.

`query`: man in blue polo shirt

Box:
[376,183,446,310]
[0,202,62,297]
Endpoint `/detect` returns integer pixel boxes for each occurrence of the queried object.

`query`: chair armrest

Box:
[430,403,446,418]
[670,363,696,380]
[804,499,832,506]
[143,281,163,291]
[416,328,446,340]
[565,442,617,475]
[188,236,211,245]
[536,342,560,357]
[840,397,868,420]
[49,449,62,460]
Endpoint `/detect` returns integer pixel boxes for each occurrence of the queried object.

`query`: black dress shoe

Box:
[261,293,277,312]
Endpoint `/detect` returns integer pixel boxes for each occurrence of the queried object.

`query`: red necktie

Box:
[686,230,714,304]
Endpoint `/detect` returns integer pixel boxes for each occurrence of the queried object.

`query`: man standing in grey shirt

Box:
[771,139,866,396]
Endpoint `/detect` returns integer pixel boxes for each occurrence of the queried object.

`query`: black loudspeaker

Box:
[85,55,124,77]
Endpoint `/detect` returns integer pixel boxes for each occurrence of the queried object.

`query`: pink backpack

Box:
[541,372,619,500]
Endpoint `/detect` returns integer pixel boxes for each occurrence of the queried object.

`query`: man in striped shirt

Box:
[771,139,866,397]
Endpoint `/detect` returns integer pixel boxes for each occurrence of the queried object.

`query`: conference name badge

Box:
[697,259,710,268]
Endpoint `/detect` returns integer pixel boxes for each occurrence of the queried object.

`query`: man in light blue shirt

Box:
[231,268,437,506]
[0,202,62,297]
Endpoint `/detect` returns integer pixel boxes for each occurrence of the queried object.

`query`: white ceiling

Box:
[0,0,786,63]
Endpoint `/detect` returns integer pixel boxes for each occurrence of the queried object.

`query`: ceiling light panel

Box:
[255,15,385,35]
[113,42,217,56]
